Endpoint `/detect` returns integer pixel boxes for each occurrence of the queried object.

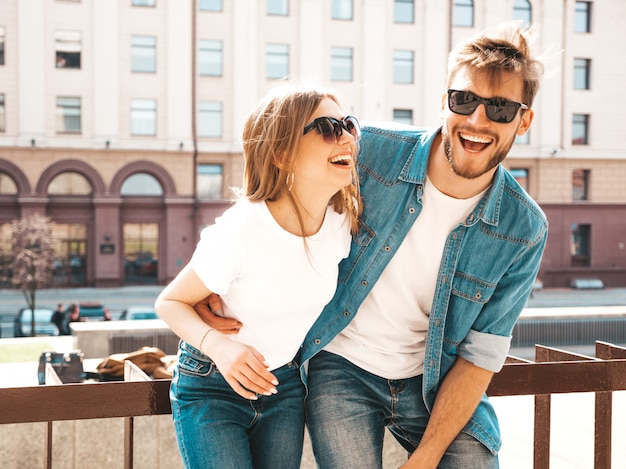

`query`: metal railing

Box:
[1,342,625,469]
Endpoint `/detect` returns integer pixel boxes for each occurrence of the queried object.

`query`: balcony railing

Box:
[1,342,625,469]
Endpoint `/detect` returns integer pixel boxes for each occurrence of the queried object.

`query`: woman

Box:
[154,83,361,469]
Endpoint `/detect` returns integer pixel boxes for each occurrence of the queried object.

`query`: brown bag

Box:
[96,346,167,378]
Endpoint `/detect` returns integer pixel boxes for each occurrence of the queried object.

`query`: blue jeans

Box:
[306,351,499,469]
[170,341,305,469]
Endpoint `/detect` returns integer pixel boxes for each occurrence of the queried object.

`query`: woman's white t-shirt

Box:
[191,200,351,371]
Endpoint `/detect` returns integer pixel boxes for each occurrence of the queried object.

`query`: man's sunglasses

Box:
[303,115,361,144]
[447,89,528,124]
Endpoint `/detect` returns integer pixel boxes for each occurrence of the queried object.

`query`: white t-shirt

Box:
[191,200,351,371]
[325,178,485,379]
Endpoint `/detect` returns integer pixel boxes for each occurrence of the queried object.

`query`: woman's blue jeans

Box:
[170,341,305,469]
[306,350,499,469]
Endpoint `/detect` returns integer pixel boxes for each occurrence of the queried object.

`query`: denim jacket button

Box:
[384,246,391,252]
[343,311,350,317]
[361,280,367,286]
[409,207,415,214]
[314,339,321,345]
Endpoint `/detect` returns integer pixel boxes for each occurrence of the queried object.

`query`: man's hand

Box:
[194,293,242,334]
[202,331,278,400]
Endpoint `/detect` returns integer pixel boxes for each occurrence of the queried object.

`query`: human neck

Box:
[266,192,329,237]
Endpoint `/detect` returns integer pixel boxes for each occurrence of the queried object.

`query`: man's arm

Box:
[400,357,494,469]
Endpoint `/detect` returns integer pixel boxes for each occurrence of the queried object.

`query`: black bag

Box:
[37,351,85,385]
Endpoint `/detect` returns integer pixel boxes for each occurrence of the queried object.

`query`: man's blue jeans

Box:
[306,351,499,469]
[170,342,305,469]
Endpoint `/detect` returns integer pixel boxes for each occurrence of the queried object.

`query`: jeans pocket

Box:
[177,341,216,378]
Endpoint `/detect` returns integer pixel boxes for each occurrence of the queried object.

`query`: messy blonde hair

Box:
[448,21,544,107]
[242,83,361,234]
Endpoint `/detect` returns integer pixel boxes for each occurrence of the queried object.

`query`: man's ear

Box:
[517,109,534,136]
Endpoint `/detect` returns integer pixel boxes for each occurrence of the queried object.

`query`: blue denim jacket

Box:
[301,124,548,453]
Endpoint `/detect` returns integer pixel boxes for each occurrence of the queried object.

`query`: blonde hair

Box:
[447,21,544,107]
[242,83,361,234]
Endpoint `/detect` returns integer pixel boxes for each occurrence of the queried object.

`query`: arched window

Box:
[453,0,473,27]
[513,0,532,27]
[0,172,17,194]
[120,173,163,196]
[48,171,92,195]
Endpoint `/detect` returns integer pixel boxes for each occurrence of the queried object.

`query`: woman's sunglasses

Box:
[303,115,361,144]
[447,89,528,124]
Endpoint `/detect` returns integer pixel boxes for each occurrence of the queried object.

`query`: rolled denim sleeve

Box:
[457,329,512,372]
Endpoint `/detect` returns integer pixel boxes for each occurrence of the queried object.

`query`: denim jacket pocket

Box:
[177,341,216,378]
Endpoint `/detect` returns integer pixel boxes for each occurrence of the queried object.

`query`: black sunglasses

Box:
[447,89,528,124]
[303,115,361,144]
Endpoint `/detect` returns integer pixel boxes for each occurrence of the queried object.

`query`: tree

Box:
[9,213,56,337]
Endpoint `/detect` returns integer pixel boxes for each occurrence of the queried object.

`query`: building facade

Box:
[0,0,624,288]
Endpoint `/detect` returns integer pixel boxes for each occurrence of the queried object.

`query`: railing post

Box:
[534,346,552,469]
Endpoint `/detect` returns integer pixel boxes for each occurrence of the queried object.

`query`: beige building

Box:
[0,0,624,288]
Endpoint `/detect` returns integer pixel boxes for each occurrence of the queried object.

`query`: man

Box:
[198,22,547,469]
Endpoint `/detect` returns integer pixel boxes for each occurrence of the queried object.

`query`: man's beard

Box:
[442,128,514,180]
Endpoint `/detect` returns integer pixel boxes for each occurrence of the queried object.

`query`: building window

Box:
[199,0,221,11]
[331,47,353,81]
[572,169,590,201]
[0,172,17,194]
[131,99,156,136]
[509,168,529,192]
[132,0,155,6]
[0,94,4,133]
[198,164,223,200]
[0,27,5,65]
[512,0,531,26]
[131,35,156,73]
[515,131,530,144]
[574,1,591,33]
[573,58,590,90]
[394,0,414,23]
[332,0,353,20]
[267,0,288,16]
[266,43,289,79]
[56,97,81,134]
[453,0,473,27]
[55,30,81,69]
[121,173,163,196]
[48,172,91,195]
[393,109,413,125]
[198,101,222,138]
[571,223,590,266]
[393,50,414,84]
[199,39,222,76]
[572,114,589,145]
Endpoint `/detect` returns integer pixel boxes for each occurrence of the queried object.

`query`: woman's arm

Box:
[155,265,277,399]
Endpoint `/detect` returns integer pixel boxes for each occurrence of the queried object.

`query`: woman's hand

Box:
[194,294,242,334]
[203,332,278,400]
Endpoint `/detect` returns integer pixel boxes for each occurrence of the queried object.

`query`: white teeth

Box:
[329,154,351,164]
[460,133,491,144]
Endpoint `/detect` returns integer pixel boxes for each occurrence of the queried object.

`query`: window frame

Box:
[198,39,223,77]
[267,0,289,16]
[131,35,157,73]
[199,0,222,11]
[331,47,353,81]
[572,113,589,145]
[197,101,223,138]
[394,0,414,24]
[453,0,474,27]
[393,49,414,84]
[392,109,413,125]
[512,0,532,27]
[132,0,156,6]
[332,0,353,20]
[574,1,592,33]
[130,98,157,136]
[573,58,591,90]
[56,96,82,134]
[197,163,224,200]
[55,30,82,69]
[266,43,289,79]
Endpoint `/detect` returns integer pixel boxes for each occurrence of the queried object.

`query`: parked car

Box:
[14,307,58,337]
[75,302,112,321]
[119,306,159,320]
